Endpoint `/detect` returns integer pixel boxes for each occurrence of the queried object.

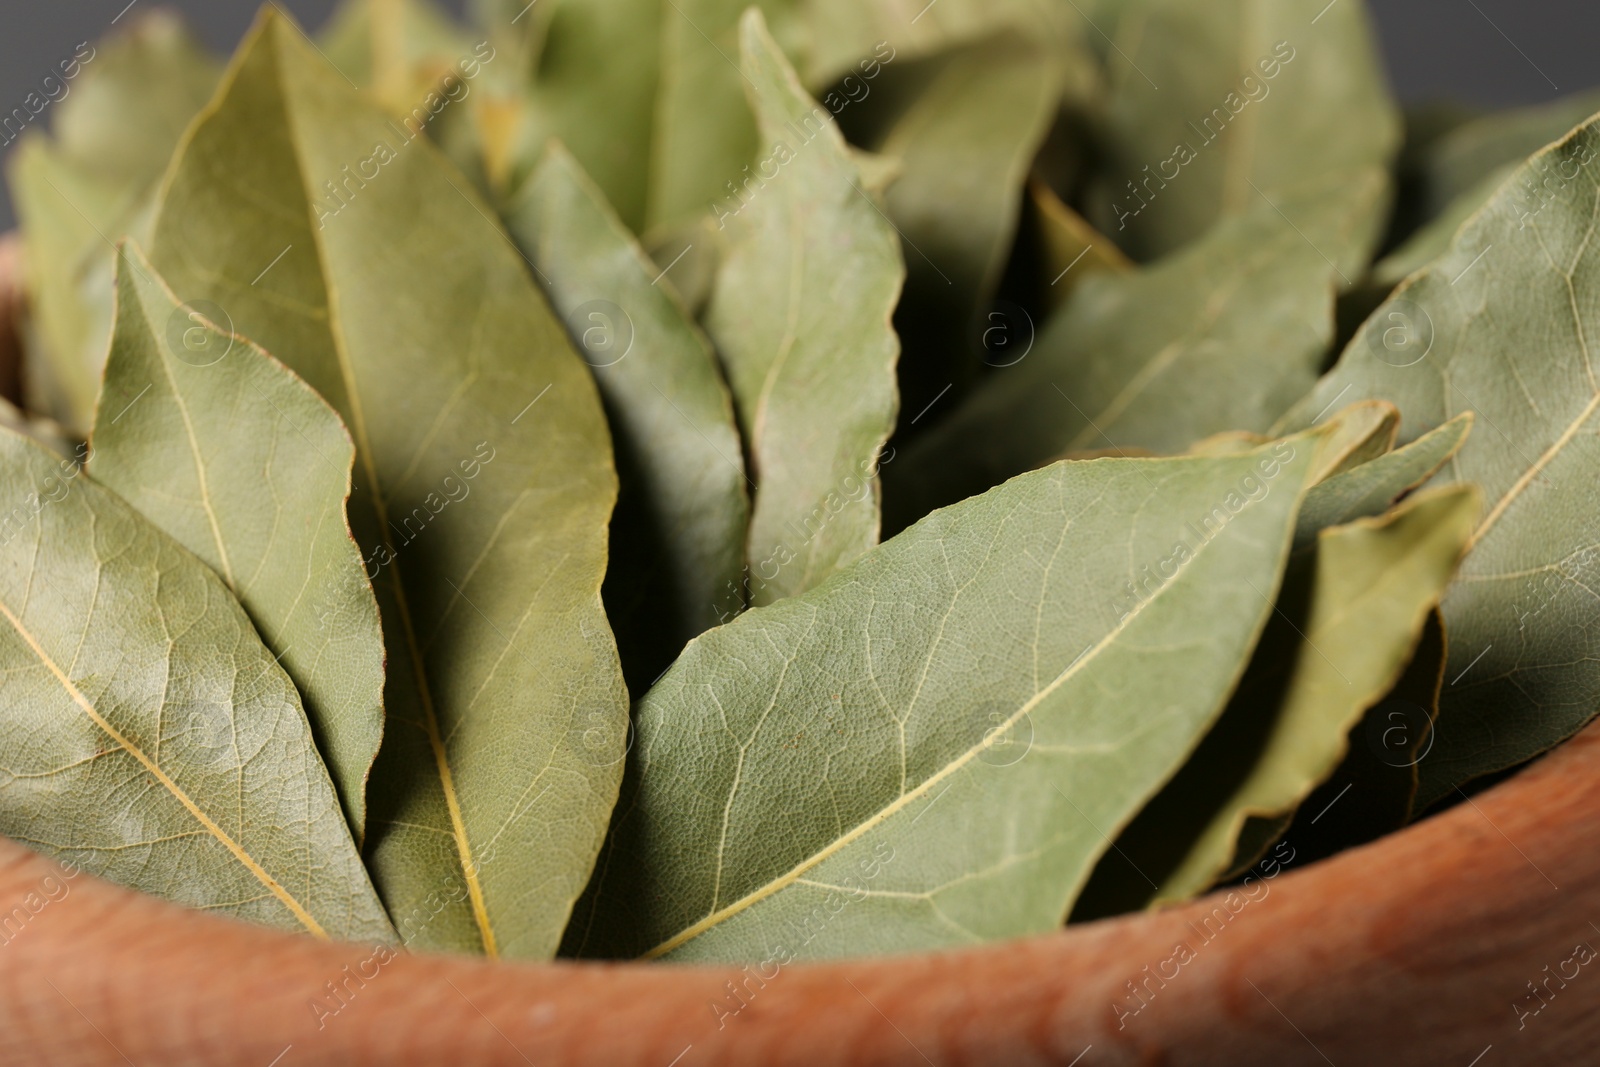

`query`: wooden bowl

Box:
[1,235,1597,1065]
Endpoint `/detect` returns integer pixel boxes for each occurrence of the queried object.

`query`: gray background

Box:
[0,0,1597,230]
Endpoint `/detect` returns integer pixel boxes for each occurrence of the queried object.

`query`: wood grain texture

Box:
[2,240,1598,1065]
[0,719,1591,1065]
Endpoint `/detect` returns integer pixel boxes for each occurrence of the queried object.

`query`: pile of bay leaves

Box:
[0,0,1594,965]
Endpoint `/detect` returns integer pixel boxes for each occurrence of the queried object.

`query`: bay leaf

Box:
[705,11,903,606]
[1185,401,1389,480]
[1290,115,1600,809]
[1278,608,1448,867]
[566,435,1324,962]
[877,35,1064,394]
[1294,413,1473,551]
[1419,90,1600,219]
[1137,487,1478,907]
[1375,164,1516,286]
[1098,0,1398,262]
[90,244,385,844]
[6,11,220,432]
[800,0,1079,88]
[451,0,660,220]
[0,428,393,943]
[1185,430,1268,458]
[319,0,478,104]
[525,0,668,231]
[6,145,123,429]
[1031,177,1132,311]
[648,0,804,230]
[482,0,1026,234]
[50,13,220,176]
[877,36,1062,303]
[1300,399,1398,480]
[504,143,750,691]
[470,0,557,83]
[890,170,1383,524]
[147,10,627,959]
[1377,92,1600,285]
[642,216,722,316]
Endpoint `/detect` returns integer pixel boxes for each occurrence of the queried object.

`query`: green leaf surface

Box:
[649,0,802,229]
[147,10,626,959]
[1146,487,1477,906]
[0,428,393,943]
[1294,412,1473,551]
[1031,178,1133,311]
[319,0,477,104]
[1418,90,1600,219]
[800,0,1079,88]
[1277,608,1447,867]
[6,12,220,432]
[1378,93,1600,285]
[1306,399,1398,479]
[90,245,385,844]
[470,0,557,82]
[504,143,750,693]
[1375,163,1516,286]
[524,0,666,231]
[705,12,903,606]
[642,216,722,316]
[878,35,1064,387]
[892,171,1382,523]
[1293,116,1600,809]
[879,36,1061,301]
[566,436,1322,962]
[7,144,124,430]
[1100,0,1398,261]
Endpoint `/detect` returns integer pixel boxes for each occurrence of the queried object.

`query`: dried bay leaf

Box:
[567,436,1323,962]
[7,11,220,432]
[1278,609,1449,868]
[148,10,626,959]
[705,12,903,606]
[891,170,1383,524]
[1375,164,1516,287]
[456,0,661,220]
[1099,0,1398,262]
[877,35,1064,402]
[1087,486,1477,911]
[1031,178,1133,311]
[649,1,805,229]
[1418,90,1600,220]
[477,0,1042,234]
[1291,116,1600,809]
[1300,400,1398,481]
[319,0,478,104]
[526,0,668,231]
[1377,92,1600,285]
[90,245,385,844]
[642,216,722,316]
[6,147,124,428]
[800,0,1079,88]
[0,429,393,943]
[1294,413,1473,551]
[504,144,750,692]
[877,36,1062,309]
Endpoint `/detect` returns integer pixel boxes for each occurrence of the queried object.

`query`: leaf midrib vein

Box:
[1469,388,1600,552]
[136,270,238,591]
[0,596,328,938]
[274,30,497,957]
[640,465,1239,959]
